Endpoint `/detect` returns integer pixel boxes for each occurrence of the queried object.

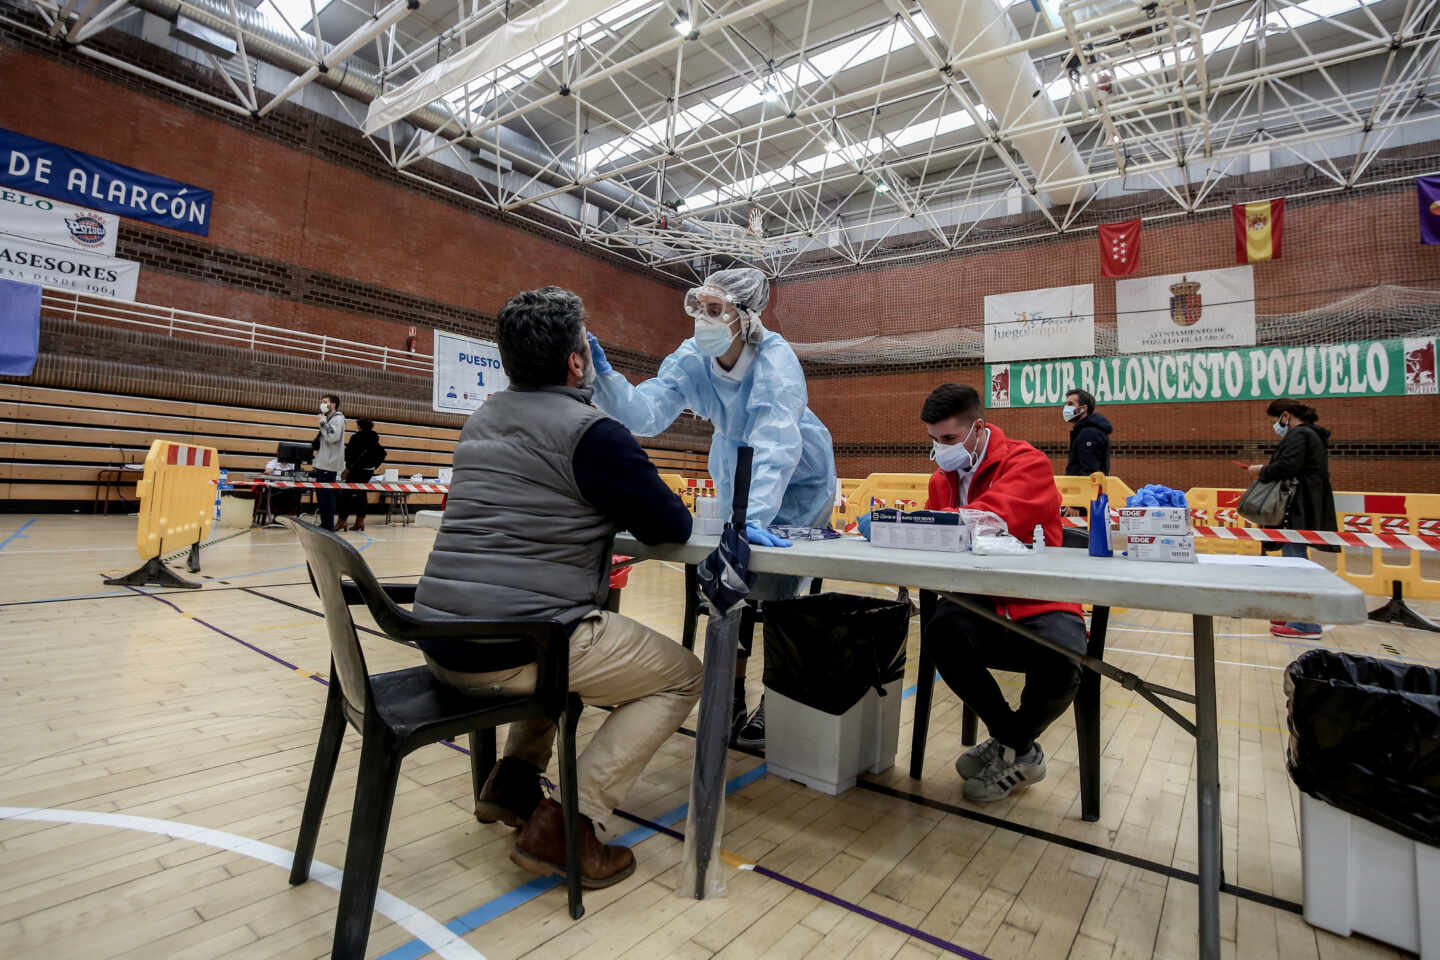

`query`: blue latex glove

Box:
[856,512,872,540]
[586,332,613,376]
[745,521,792,548]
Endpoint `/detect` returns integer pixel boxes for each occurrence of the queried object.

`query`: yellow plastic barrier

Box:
[1183,488,1263,557]
[1330,491,1440,604]
[104,439,220,588]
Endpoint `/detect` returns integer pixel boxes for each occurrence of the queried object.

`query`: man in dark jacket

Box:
[1063,389,1112,476]
[336,419,385,532]
[414,286,700,891]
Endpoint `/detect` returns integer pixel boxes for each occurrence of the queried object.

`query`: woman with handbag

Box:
[1245,399,1338,640]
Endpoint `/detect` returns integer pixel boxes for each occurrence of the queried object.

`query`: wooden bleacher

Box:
[0,385,711,509]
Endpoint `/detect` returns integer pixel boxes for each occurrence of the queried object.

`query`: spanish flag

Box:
[1233,197,1284,263]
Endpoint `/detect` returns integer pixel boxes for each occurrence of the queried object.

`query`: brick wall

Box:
[781,182,1440,494]
[0,41,689,359]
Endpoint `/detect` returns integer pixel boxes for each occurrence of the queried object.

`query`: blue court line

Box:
[374,764,772,960]
[0,519,36,552]
[376,685,923,960]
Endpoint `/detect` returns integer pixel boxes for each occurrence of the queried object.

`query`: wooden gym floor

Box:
[0,514,1434,960]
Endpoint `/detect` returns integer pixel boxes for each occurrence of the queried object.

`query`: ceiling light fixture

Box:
[874,178,891,194]
[823,118,841,153]
[671,6,692,36]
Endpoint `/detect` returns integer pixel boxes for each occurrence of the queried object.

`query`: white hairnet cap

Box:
[704,267,770,316]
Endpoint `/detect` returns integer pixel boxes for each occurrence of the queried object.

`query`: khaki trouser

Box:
[428,609,702,826]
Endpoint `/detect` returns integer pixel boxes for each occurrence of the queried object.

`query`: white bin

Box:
[764,678,903,796]
[1300,792,1440,958]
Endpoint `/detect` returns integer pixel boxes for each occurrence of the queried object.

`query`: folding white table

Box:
[614,533,1368,960]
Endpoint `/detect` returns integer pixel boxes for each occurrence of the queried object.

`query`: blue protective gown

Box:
[591,328,836,529]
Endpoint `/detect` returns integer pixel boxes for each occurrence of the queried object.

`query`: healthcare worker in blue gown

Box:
[587,266,836,753]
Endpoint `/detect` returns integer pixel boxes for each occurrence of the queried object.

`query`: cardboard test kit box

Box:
[868,509,972,552]
[1124,534,1198,563]
[1116,506,1192,535]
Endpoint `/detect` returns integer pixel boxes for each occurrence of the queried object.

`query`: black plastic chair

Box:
[280,518,586,960]
[908,527,1110,822]
[679,563,826,652]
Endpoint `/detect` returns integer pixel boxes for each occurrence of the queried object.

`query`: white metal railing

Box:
[40,287,434,376]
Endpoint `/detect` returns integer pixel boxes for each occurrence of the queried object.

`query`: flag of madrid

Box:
[1098,219,1141,277]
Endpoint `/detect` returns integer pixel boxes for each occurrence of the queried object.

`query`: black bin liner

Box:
[1285,649,1440,846]
[762,593,909,716]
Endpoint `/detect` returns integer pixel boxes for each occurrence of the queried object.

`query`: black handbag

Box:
[1237,476,1297,527]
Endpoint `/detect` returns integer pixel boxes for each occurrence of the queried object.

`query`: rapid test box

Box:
[1115,506,1192,536]
[869,509,972,552]
[1124,534,1198,563]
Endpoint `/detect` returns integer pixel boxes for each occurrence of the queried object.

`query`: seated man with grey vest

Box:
[415,286,702,890]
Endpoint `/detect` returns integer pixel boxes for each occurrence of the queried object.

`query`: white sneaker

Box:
[962,743,1046,802]
[954,737,1004,780]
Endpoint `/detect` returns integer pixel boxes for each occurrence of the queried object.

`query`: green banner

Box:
[986,337,1438,408]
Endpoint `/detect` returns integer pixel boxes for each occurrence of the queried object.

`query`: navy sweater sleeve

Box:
[574,417,693,545]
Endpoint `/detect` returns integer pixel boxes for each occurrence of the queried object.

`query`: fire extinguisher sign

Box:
[433,329,509,415]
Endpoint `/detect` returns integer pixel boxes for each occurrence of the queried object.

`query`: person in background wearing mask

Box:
[908,383,1087,801]
[1063,388,1112,477]
[586,267,837,752]
[313,394,345,531]
[415,286,700,889]
[336,418,386,533]
[1246,398,1337,640]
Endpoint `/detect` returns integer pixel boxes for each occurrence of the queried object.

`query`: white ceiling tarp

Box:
[363,0,640,134]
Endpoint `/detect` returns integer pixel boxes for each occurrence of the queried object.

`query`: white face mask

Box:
[931,421,981,474]
[1273,419,1289,438]
[320,402,330,415]
[1062,403,1081,422]
[694,319,739,357]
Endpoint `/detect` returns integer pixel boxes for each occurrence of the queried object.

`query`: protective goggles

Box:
[683,285,740,325]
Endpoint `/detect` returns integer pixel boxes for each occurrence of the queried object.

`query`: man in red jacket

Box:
[919,384,1088,802]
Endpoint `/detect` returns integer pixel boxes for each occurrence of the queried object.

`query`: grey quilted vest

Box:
[415,385,613,625]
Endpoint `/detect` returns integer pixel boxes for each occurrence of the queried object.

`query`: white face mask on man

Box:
[931,420,982,474]
[320,402,330,415]
[1062,402,1081,422]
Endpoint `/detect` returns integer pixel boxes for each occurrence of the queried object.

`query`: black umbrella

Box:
[682,446,754,899]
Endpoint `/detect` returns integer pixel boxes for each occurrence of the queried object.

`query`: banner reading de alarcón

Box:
[987,337,1438,408]
[0,128,212,236]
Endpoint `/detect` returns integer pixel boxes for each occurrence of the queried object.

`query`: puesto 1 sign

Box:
[987,337,1438,408]
[433,330,510,415]
[0,128,213,236]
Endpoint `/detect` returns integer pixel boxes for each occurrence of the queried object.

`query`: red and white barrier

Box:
[1060,515,1440,552]
[231,479,449,494]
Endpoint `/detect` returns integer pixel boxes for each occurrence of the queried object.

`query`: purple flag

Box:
[0,278,41,376]
[1420,175,1440,245]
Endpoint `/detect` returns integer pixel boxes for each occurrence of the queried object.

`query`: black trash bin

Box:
[1285,649,1440,846]
[762,593,910,715]
[760,593,911,794]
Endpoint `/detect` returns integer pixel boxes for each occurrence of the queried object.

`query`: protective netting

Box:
[787,284,1440,367]
[774,153,1440,366]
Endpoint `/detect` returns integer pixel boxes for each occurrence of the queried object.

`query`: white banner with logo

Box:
[983,283,1094,361]
[1116,265,1255,354]
[433,329,509,415]
[0,232,138,300]
[0,186,118,255]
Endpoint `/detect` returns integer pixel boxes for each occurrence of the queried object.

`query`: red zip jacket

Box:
[925,423,1085,622]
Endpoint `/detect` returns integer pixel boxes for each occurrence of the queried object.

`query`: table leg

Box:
[1192,614,1221,960]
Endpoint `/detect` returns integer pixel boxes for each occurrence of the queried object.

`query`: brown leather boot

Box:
[509,798,636,889]
[474,758,543,828]
[353,517,365,532]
